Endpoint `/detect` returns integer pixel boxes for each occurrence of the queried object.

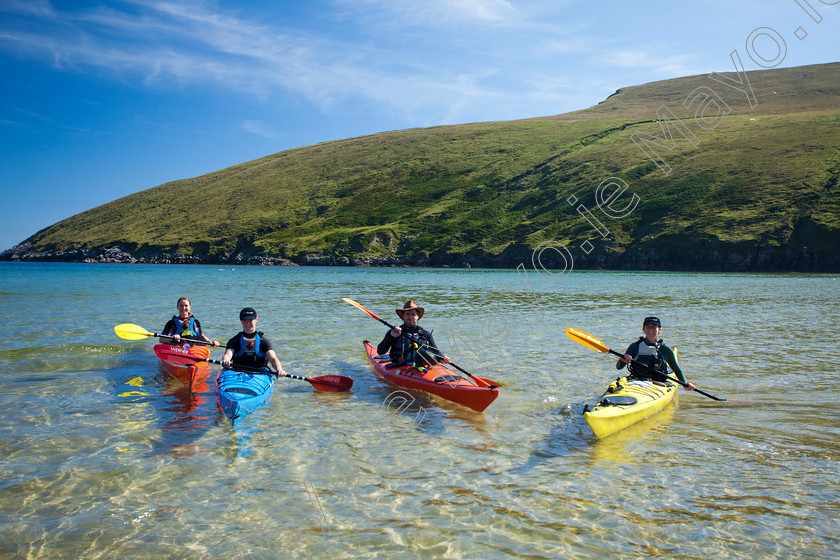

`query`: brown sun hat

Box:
[396,300,425,320]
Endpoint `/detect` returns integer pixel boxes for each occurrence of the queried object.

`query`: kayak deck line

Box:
[584,375,678,439]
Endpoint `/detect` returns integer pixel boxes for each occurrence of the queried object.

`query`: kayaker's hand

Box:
[222,359,231,369]
[211,340,219,348]
[621,354,632,363]
[391,327,402,337]
[684,382,696,391]
[441,356,451,364]
[173,334,181,343]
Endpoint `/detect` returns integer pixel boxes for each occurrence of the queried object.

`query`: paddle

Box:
[342,297,500,389]
[565,327,752,403]
[156,348,353,393]
[114,323,213,346]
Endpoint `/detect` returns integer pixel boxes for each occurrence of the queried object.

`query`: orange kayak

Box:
[154,343,211,389]
[363,341,499,412]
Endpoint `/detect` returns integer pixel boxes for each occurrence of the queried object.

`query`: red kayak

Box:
[363,341,499,412]
[154,343,211,389]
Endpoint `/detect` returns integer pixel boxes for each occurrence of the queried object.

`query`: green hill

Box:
[4,62,840,271]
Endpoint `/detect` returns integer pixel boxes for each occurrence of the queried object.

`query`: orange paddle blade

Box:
[299,374,354,393]
[342,298,383,321]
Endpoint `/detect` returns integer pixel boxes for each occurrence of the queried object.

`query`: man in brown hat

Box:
[377,300,449,368]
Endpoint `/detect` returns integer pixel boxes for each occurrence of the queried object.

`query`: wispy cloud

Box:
[240,120,278,138]
[607,49,702,79]
[330,0,522,26]
[0,0,56,18]
[0,0,710,127]
[0,0,531,120]
[0,2,350,101]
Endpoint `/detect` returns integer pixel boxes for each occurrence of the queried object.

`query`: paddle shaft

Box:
[609,348,725,402]
[194,357,351,391]
[344,298,440,358]
[282,372,316,383]
[352,303,399,332]
[159,333,213,346]
[202,357,276,376]
[117,323,213,346]
[446,361,499,389]
[343,298,498,388]
[566,327,758,403]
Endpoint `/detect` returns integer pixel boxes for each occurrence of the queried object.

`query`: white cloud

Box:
[240,120,278,138]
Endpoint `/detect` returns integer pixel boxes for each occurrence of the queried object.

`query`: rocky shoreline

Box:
[0,243,427,267]
[2,242,838,272]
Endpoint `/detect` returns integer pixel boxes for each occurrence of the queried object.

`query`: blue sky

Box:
[1,0,838,251]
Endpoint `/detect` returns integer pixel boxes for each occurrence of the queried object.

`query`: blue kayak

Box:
[215,368,275,426]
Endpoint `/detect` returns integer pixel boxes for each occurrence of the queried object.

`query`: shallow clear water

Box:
[0,262,838,559]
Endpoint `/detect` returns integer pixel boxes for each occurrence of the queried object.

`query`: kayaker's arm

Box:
[197,332,220,347]
[266,349,285,376]
[661,345,695,390]
[221,347,236,370]
[419,330,450,364]
[377,330,396,355]
[616,342,638,370]
[160,320,178,344]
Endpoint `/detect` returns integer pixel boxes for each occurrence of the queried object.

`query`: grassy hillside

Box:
[4,62,840,271]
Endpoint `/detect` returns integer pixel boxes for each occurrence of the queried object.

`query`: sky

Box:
[1,0,838,252]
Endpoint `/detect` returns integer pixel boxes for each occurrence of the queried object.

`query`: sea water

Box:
[0,262,838,559]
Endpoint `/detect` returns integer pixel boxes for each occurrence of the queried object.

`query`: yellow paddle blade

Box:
[341,298,365,311]
[114,323,155,340]
[342,297,365,312]
[565,327,609,353]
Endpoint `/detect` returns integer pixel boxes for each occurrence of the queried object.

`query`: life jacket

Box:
[390,328,430,366]
[629,337,665,378]
[233,332,266,366]
[172,315,199,339]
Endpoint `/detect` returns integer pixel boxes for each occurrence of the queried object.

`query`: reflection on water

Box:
[157,369,219,457]
[588,403,678,466]
[0,263,838,559]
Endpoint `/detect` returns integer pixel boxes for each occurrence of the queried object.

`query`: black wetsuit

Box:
[616,337,686,383]
[377,324,444,366]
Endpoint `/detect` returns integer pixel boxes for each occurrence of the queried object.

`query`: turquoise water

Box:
[0,262,838,559]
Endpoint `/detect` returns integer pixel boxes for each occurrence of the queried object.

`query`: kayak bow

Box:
[153,343,211,389]
[583,375,678,439]
[216,368,275,426]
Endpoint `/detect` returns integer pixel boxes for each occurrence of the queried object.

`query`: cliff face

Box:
[3,63,840,272]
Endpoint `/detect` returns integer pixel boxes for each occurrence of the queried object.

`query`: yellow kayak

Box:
[583,376,678,439]
[584,347,681,439]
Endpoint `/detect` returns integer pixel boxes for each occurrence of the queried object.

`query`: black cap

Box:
[643,316,661,327]
[240,307,258,320]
